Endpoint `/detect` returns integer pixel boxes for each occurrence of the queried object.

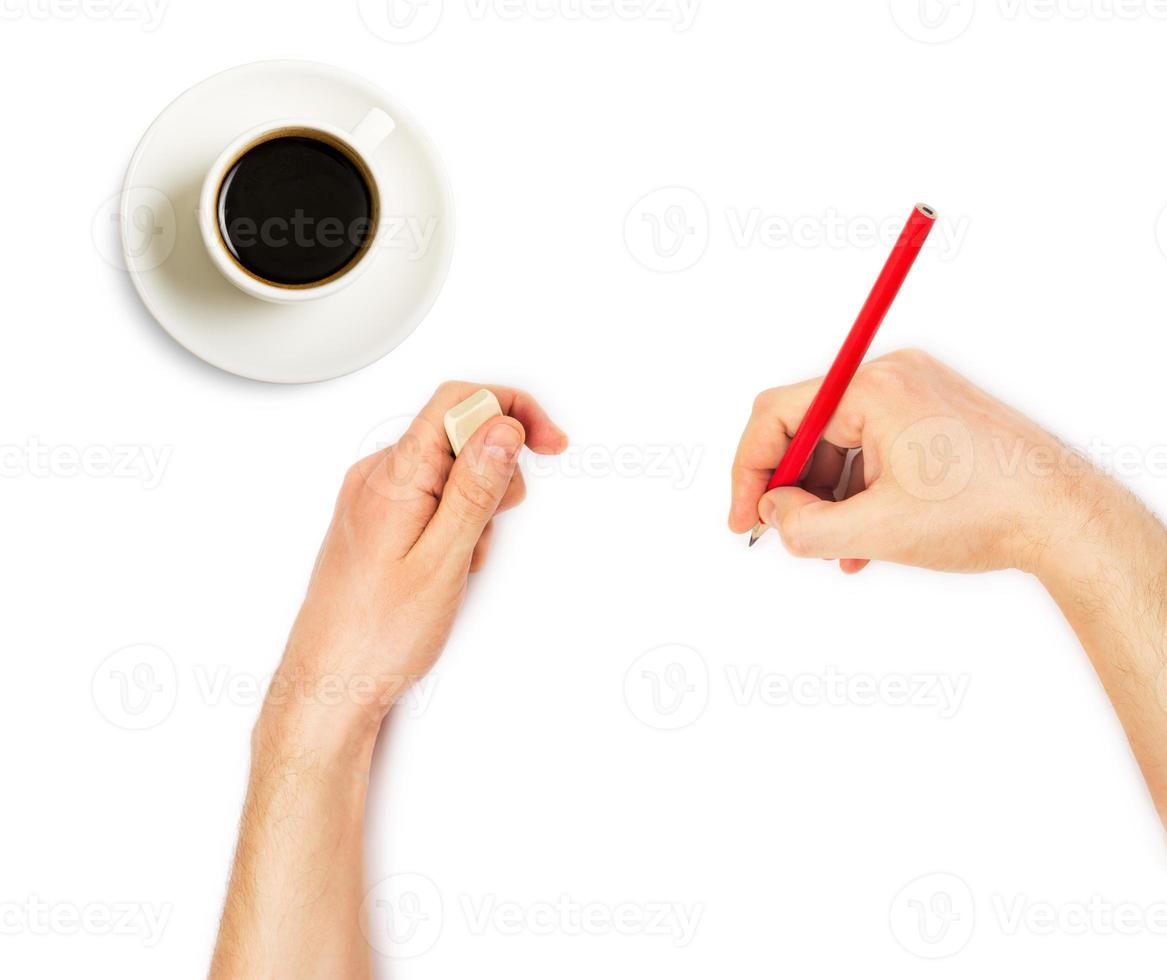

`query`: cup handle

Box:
[349,107,396,157]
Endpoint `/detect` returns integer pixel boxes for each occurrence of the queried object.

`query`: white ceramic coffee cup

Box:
[197,107,396,304]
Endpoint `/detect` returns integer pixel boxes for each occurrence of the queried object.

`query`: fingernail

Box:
[758,496,775,526]
[484,422,523,462]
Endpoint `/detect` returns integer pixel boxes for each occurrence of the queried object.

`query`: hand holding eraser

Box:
[444,389,504,456]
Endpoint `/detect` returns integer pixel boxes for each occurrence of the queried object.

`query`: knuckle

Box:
[836,408,865,437]
[751,389,776,416]
[392,452,445,499]
[896,347,933,366]
[341,462,368,497]
[433,380,466,401]
[862,358,912,393]
[885,348,934,375]
[451,470,498,519]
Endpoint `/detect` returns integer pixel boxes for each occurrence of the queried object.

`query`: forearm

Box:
[1036,474,1167,825]
[210,703,379,979]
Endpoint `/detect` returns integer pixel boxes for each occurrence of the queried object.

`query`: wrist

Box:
[253,701,378,773]
[1029,468,1157,600]
[252,670,385,779]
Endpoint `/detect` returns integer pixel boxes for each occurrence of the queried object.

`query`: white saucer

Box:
[121,60,455,384]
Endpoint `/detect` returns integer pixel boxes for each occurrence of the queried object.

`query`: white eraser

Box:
[444,389,504,456]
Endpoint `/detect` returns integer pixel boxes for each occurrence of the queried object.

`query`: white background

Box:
[2,0,1166,976]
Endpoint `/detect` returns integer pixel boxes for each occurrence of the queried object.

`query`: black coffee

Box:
[217,135,375,287]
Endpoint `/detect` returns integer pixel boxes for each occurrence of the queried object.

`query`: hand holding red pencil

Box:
[729,342,1125,577]
[727,204,1106,578]
[746,204,937,546]
[729,319,1167,831]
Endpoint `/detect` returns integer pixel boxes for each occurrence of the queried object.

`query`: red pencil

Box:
[749,203,937,546]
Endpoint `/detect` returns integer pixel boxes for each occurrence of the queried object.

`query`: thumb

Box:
[759,486,876,560]
[419,417,525,570]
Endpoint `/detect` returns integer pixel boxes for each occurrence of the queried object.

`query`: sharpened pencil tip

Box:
[748,524,764,547]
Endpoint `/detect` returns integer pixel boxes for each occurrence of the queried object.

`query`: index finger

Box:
[729,377,866,534]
